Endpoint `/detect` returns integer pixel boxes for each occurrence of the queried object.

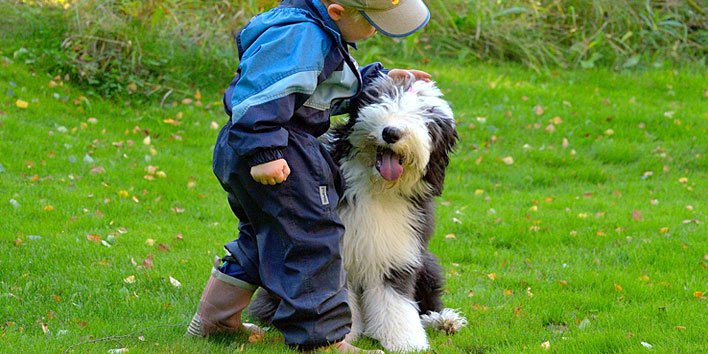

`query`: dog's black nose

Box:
[382,127,403,144]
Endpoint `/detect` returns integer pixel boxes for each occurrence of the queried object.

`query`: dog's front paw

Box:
[380,337,430,353]
[380,336,429,353]
[344,331,360,343]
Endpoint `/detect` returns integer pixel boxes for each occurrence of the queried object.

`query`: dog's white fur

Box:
[333,78,466,352]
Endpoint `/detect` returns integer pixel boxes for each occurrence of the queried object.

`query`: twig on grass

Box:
[160,89,174,107]
[62,323,187,353]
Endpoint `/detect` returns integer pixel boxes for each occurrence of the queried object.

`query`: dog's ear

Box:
[424,108,458,196]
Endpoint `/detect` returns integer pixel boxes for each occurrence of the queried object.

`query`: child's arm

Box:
[225,23,332,184]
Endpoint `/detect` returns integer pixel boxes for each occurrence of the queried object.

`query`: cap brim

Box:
[361,0,430,38]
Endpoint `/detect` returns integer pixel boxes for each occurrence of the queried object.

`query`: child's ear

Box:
[327,4,345,21]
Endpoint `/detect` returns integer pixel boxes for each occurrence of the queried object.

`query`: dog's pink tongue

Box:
[379,150,403,181]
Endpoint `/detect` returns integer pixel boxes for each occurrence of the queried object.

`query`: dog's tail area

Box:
[421,308,468,335]
[246,289,280,324]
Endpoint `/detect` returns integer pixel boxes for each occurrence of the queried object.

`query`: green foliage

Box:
[56,0,260,98]
[423,0,706,70]
[2,0,705,99]
[2,0,281,98]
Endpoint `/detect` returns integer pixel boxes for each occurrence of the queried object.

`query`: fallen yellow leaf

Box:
[16,99,29,109]
[163,118,181,126]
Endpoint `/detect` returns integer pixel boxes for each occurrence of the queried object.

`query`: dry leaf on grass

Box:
[169,276,181,288]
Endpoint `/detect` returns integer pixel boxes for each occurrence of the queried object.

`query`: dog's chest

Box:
[340,194,422,285]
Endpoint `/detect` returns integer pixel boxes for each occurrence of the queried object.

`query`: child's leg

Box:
[222,131,353,350]
[185,257,259,337]
[186,194,262,337]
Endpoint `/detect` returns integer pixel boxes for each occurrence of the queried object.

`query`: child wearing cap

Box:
[186,0,430,352]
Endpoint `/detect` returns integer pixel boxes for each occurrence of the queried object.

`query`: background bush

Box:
[422,0,706,70]
[3,0,705,99]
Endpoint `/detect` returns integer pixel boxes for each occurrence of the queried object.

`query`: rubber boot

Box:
[186,258,262,337]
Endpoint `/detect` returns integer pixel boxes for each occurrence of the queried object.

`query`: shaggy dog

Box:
[249,75,466,352]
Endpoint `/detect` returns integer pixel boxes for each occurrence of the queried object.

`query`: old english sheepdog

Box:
[250,75,466,352]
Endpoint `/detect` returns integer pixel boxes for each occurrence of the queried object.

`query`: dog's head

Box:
[330,74,458,198]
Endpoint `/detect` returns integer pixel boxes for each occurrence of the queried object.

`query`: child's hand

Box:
[388,68,432,82]
[250,159,291,185]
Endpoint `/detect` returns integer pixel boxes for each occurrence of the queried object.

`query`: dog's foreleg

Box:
[345,288,364,343]
[363,285,429,352]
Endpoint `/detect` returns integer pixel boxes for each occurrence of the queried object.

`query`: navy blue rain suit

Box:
[211,0,385,349]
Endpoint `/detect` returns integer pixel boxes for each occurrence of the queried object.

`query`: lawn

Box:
[1,56,706,353]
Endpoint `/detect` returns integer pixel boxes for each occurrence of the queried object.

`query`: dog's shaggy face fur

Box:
[330,75,457,200]
[327,75,464,352]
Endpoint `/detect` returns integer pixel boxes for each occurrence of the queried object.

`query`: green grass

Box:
[1,56,707,353]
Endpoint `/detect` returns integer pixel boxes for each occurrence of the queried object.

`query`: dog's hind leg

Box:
[421,308,468,335]
[362,284,429,352]
[414,251,444,314]
[415,252,468,335]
